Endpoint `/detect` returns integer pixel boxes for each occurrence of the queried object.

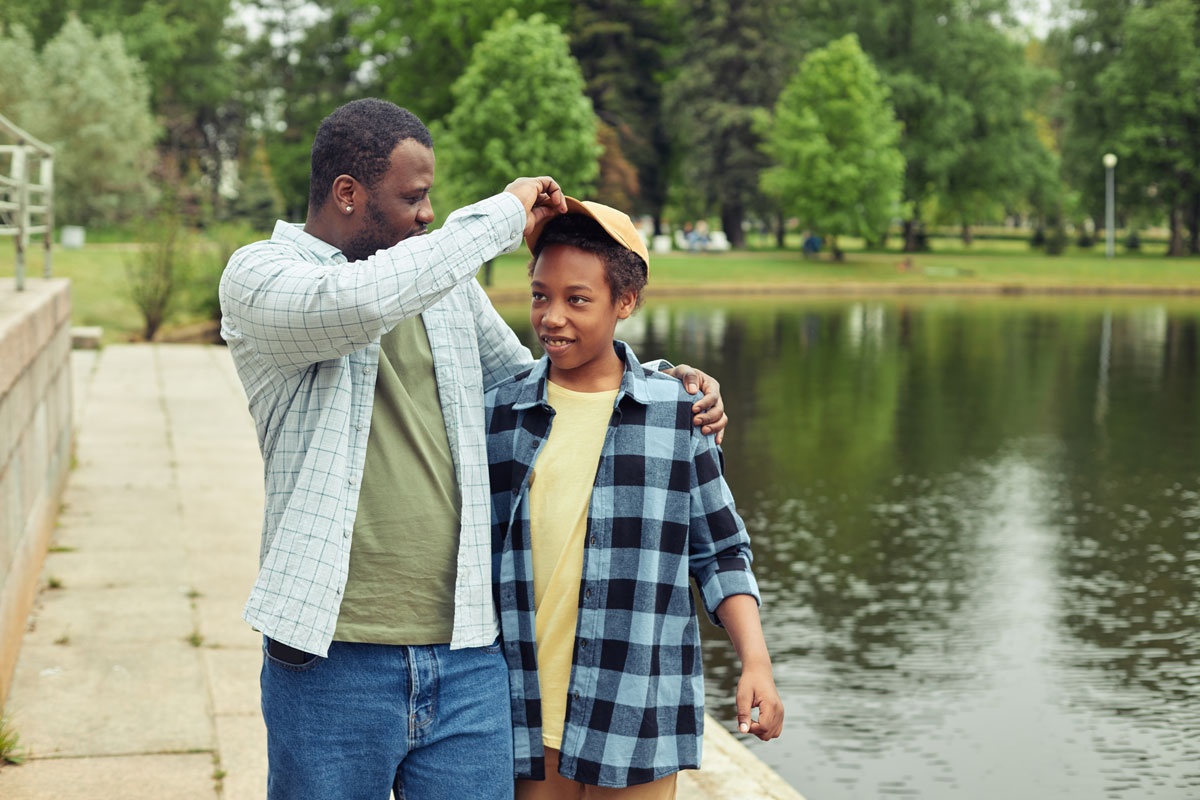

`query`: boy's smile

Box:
[530,244,637,392]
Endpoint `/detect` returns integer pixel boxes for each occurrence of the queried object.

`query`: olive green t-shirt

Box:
[333,315,460,644]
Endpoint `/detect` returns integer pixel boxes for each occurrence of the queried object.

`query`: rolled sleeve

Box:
[688,432,759,625]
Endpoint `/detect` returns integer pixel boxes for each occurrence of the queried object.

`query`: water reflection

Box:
[497,296,1200,799]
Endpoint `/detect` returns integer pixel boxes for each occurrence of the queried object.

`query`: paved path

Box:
[0,344,803,800]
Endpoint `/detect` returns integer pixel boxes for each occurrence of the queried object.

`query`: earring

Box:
[345,205,353,213]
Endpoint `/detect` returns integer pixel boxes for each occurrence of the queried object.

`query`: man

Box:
[219,98,727,799]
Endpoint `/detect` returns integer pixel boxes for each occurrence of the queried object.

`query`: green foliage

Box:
[568,0,678,222]
[235,0,372,219]
[759,34,905,251]
[1096,0,1200,256]
[125,196,200,340]
[436,11,601,211]
[1,0,239,216]
[1,16,159,226]
[232,139,285,232]
[665,0,800,247]
[351,0,570,125]
[0,713,24,765]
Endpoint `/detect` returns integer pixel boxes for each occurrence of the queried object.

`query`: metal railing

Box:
[0,112,55,291]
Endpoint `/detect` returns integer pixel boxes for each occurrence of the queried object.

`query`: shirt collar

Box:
[509,340,653,411]
[270,220,346,264]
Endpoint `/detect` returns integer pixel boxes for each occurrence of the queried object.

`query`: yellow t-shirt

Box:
[529,381,618,749]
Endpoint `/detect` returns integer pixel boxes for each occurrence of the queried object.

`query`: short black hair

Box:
[529,214,648,310]
[307,99,433,214]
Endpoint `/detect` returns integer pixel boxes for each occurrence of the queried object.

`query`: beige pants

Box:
[515,747,678,800]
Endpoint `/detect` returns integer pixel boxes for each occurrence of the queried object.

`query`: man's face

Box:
[342,138,435,262]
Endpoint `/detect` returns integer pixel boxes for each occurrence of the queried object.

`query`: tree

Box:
[436,11,601,282]
[349,0,569,126]
[1096,0,1200,256]
[1,16,159,226]
[936,22,1058,244]
[819,0,1055,250]
[567,0,678,230]
[234,0,370,219]
[1,0,240,219]
[758,34,905,258]
[664,0,800,248]
[1047,0,1131,227]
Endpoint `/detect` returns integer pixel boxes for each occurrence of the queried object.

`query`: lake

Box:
[499,294,1200,799]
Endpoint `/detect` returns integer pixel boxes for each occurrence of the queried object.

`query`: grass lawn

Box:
[3,237,1200,344]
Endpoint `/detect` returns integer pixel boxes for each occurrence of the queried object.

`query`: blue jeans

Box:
[260,638,513,800]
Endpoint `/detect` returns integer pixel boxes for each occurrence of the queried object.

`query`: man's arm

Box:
[220,177,566,371]
[662,364,728,443]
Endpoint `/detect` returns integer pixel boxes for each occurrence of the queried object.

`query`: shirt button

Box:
[580,639,588,649]
[363,367,370,375]
[529,440,538,449]
[585,588,592,599]
[589,537,596,546]
[344,529,351,539]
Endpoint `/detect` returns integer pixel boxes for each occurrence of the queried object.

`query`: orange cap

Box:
[525,196,649,275]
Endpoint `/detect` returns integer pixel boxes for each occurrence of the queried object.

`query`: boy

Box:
[485,199,784,799]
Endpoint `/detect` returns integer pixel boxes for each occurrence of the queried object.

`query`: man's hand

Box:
[662,364,727,444]
[504,176,568,239]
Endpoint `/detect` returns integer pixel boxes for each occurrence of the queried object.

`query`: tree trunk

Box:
[1189,192,1200,254]
[775,212,786,249]
[483,258,494,286]
[831,234,844,261]
[721,204,745,249]
[961,222,973,246]
[1168,207,1187,256]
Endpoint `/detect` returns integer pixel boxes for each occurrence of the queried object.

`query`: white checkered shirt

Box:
[219,192,534,656]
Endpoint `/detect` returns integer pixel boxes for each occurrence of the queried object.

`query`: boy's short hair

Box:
[526,198,649,310]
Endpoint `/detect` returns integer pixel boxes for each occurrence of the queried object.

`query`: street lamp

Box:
[1103,153,1118,259]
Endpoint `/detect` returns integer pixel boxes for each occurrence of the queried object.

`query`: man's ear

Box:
[332,174,360,211]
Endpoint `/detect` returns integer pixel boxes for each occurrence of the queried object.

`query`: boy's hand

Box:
[662,364,727,444]
[735,663,784,741]
[503,176,568,239]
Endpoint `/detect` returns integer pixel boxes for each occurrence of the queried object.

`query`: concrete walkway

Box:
[0,344,803,800]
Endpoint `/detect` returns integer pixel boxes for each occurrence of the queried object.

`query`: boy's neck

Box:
[548,347,624,393]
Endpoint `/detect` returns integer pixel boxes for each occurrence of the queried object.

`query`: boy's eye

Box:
[531,292,546,302]
[570,296,589,305]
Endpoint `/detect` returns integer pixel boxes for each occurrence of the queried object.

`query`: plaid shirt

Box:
[485,341,760,788]
[219,192,533,657]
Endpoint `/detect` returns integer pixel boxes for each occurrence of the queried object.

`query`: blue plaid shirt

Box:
[485,341,760,788]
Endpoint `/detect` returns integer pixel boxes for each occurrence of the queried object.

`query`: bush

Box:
[125,218,198,341]
[1125,230,1141,251]
[1045,226,1069,256]
[1076,230,1095,248]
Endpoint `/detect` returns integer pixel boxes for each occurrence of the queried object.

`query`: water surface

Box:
[499,295,1200,799]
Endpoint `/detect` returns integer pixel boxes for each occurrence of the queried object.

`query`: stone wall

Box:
[0,279,72,704]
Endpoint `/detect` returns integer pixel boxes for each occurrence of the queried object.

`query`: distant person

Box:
[218,99,729,799]
[802,232,822,258]
[486,200,783,799]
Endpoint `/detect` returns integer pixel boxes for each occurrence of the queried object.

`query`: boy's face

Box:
[530,244,637,389]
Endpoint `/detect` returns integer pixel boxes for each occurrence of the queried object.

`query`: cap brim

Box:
[524,196,650,273]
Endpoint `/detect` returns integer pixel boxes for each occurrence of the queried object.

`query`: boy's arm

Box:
[715,593,784,741]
